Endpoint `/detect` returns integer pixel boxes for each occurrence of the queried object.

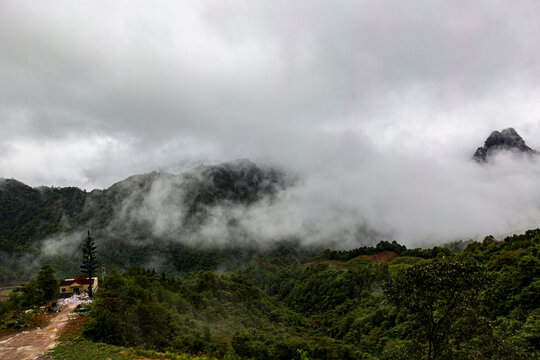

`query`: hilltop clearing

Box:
[311,250,400,266]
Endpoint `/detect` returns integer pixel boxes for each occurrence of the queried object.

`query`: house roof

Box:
[60,275,96,287]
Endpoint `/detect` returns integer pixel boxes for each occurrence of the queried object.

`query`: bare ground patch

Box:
[0,302,77,360]
[312,250,400,266]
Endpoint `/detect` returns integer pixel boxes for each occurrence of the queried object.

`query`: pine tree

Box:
[81,231,98,298]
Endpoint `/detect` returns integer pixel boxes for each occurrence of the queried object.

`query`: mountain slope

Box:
[0,161,309,283]
[0,179,86,253]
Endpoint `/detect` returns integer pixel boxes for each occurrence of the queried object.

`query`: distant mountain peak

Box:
[473,127,536,162]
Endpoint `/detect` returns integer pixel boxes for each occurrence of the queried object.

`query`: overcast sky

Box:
[2,1,540,244]
[1,0,539,188]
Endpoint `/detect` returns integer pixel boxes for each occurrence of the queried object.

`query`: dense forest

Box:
[2,228,538,359]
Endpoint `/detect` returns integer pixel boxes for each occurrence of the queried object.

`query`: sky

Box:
[2,1,540,245]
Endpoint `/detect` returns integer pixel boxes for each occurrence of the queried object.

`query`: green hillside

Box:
[8,230,528,360]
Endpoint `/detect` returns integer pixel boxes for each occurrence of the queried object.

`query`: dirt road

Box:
[0,301,78,360]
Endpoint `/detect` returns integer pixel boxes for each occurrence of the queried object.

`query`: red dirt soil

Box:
[0,302,77,360]
[312,250,399,266]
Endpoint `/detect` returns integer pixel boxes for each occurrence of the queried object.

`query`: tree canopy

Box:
[36,263,58,303]
[384,260,488,359]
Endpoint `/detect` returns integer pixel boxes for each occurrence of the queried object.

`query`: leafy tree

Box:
[36,264,58,303]
[19,280,42,308]
[81,231,98,298]
[384,260,488,360]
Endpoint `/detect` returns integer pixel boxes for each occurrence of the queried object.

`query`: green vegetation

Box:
[0,180,85,254]
[82,268,324,359]
[36,263,59,302]
[49,336,219,360]
[0,164,293,284]
[69,230,538,359]
[0,264,58,330]
[1,230,538,358]
[81,231,98,298]
[2,264,58,309]
[321,240,452,261]
[384,260,489,359]
[0,179,87,283]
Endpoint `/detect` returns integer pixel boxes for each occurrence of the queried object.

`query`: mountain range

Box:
[0,160,305,283]
[1,129,537,282]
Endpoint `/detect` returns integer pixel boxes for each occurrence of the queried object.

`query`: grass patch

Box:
[50,318,220,360]
[48,311,223,360]
[48,337,219,360]
[48,337,128,360]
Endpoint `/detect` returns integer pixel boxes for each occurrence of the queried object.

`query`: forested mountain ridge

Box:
[0,179,86,253]
[3,142,540,285]
[0,160,294,283]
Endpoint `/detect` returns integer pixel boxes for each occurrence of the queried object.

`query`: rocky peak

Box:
[473,128,536,162]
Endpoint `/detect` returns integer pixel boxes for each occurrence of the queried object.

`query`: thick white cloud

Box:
[1,1,540,243]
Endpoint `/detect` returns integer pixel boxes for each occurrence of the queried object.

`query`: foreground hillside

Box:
[3,229,536,359]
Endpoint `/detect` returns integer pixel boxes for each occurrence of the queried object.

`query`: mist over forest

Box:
[1,2,540,359]
[2,1,540,256]
[2,129,540,282]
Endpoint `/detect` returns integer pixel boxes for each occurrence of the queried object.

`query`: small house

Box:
[59,275,98,297]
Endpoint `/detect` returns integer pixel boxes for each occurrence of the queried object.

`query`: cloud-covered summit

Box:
[473,128,537,162]
[1,1,540,189]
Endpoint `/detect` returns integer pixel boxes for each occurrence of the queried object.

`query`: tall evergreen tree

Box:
[81,231,98,298]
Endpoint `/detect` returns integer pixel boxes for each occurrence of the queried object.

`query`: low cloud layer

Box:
[2,1,540,246]
[126,150,540,247]
[38,150,540,249]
